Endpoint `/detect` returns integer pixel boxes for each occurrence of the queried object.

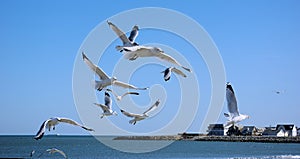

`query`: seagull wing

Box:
[104,92,112,109]
[34,119,50,140]
[121,45,144,52]
[171,67,187,78]
[121,92,139,98]
[113,81,148,90]
[58,118,94,131]
[226,84,239,117]
[143,99,160,115]
[107,21,131,45]
[94,103,110,113]
[120,109,141,118]
[55,149,67,158]
[47,148,67,159]
[156,53,191,72]
[128,25,139,42]
[82,52,109,80]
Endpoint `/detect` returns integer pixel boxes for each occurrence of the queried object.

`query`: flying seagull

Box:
[34,117,94,140]
[94,91,117,118]
[117,45,192,73]
[273,89,286,95]
[46,148,67,158]
[107,21,139,52]
[121,99,160,125]
[105,88,139,101]
[224,82,250,128]
[82,52,148,91]
[161,67,187,81]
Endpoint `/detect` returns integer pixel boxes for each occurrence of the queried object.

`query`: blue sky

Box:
[0,1,299,135]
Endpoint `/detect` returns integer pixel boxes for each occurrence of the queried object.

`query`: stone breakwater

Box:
[114,135,300,143]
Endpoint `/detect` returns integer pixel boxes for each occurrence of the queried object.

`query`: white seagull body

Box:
[107,21,139,51]
[117,45,192,73]
[121,99,160,125]
[82,52,148,91]
[161,67,187,81]
[105,88,139,101]
[224,82,249,128]
[94,91,117,118]
[34,117,94,140]
[46,148,67,158]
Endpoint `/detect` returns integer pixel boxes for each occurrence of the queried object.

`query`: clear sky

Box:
[0,1,299,135]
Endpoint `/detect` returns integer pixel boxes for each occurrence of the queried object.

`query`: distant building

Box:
[262,127,277,136]
[240,126,258,136]
[276,124,297,137]
[262,124,297,137]
[207,124,224,136]
[226,125,241,136]
[297,128,300,136]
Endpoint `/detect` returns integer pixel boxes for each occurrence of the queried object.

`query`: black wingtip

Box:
[226,82,234,93]
[120,109,124,113]
[105,92,110,97]
[82,52,87,60]
[34,133,44,140]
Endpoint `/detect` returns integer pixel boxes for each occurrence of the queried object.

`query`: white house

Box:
[262,124,297,137]
[276,124,297,137]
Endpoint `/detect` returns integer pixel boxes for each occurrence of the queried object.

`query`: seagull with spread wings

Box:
[161,67,187,81]
[107,21,139,52]
[116,45,192,73]
[46,148,67,158]
[105,88,139,101]
[34,117,94,140]
[94,91,117,118]
[121,99,160,125]
[224,82,250,128]
[82,52,148,91]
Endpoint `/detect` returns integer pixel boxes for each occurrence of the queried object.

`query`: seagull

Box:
[107,21,139,52]
[121,99,160,125]
[224,82,250,128]
[34,117,94,140]
[46,148,67,158]
[273,89,286,95]
[117,45,192,73]
[82,52,148,91]
[94,91,117,118]
[105,88,139,101]
[161,67,187,81]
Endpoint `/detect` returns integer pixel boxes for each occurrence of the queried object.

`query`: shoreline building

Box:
[262,124,297,137]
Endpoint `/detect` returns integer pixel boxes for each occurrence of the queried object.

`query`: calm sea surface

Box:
[1,135,300,159]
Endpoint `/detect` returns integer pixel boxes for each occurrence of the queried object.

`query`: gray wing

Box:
[128,25,139,42]
[113,81,148,90]
[58,118,94,131]
[226,84,239,117]
[120,109,141,118]
[107,21,131,45]
[156,53,192,73]
[104,92,112,109]
[82,52,109,80]
[94,103,110,113]
[171,67,187,78]
[143,99,160,115]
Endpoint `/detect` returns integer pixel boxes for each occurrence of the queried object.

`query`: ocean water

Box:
[1,136,300,159]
